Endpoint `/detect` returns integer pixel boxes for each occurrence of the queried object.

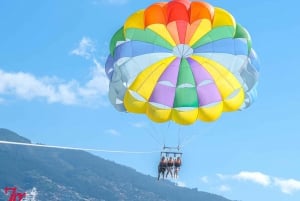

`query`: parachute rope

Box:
[147,121,165,146]
[0,140,160,154]
[177,126,182,148]
[180,124,215,148]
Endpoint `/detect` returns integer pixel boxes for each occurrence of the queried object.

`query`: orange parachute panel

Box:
[189,1,214,23]
[144,3,167,27]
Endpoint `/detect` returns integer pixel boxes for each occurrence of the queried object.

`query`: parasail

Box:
[105,0,259,125]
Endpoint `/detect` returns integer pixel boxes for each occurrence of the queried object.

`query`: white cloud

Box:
[0,36,109,106]
[105,129,120,136]
[274,178,300,194]
[218,185,231,192]
[77,59,109,104]
[131,122,147,128]
[70,37,96,59]
[233,171,271,187]
[216,171,300,195]
[217,173,229,180]
[200,176,209,183]
[0,68,108,106]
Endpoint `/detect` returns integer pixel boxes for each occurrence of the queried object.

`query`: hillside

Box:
[0,128,231,201]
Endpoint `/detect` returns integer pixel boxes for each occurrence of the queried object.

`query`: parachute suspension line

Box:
[123,113,162,147]
[0,140,161,154]
[147,120,165,146]
[177,126,182,150]
[162,121,173,150]
[146,123,163,146]
[165,121,172,146]
[180,124,215,149]
[180,135,197,149]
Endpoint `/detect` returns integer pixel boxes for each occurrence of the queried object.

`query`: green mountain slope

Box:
[0,128,231,201]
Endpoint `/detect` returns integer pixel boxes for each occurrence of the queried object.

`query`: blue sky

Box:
[0,0,300,201]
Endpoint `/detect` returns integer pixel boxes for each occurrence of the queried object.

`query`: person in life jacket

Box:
[157,156,167,180]
[174,156,182,179]
[166,157,174,178]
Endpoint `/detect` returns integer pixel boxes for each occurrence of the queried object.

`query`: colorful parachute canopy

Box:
[105,0,260,125]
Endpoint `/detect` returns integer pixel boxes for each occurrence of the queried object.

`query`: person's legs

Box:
[174,167,178,178]
[158,166,161,180]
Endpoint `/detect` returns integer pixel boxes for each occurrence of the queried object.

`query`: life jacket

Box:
[167,160,174,167]
[159,160,167,168]
[175,159,181,167]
